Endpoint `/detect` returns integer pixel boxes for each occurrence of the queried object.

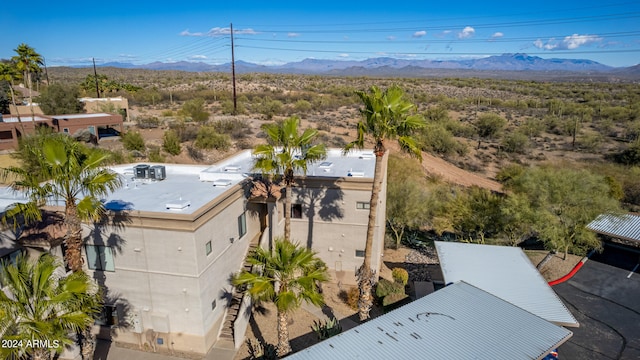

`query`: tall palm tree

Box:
[253,116,326,242]
[0,253,102,360]
[1,134,122,272]
[232,239,329,356]
[12,43,43,117]
[0,62,25,133]
[344,85,426,321]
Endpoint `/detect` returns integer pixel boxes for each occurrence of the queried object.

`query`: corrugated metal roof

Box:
[286,281,572,360]
[435,241,578,327]
[587,213,640,243]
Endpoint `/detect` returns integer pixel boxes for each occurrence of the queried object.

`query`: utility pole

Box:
[43,56,50,85]
[92,58,100,98]
[230,23,237,115]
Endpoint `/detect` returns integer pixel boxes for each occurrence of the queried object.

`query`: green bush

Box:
[375,278,404,299]
[194,126,231,150]
[501,131,530,154]
[179,98,210,122]
[147,147,165,163]
[246,338,277,360]
[121,131,146,151]
[382,292,408,307]
[391,268,409,286]
[162,130,181,155]
[338,287,359,310]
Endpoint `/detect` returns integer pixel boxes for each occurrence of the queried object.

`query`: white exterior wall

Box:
[83,190,262,354]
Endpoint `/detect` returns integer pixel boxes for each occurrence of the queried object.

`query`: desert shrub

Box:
[293,99,312,114]
[316,122,331,132]
[161,109,174,117]
[121,131,146,151]
[179,98,210,122]
[311,317,342,340]
[338,287,359,310]
[382,292,408,307]
[194,127,231,150]
[213,119,250,139]
[147,147,165,163]
[501,131,530,154]
[254,97,283,119]
[375,278,404,299]
[136,116,161,129]
[187,145,204,161]
[246,338,277,360]
[162,130,181,155]
[418,123,466,156]
[391,268,409,286]
[612,142,640,165]
[576,133,603,152]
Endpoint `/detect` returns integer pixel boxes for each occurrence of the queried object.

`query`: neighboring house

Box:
[0,112,123,150]
[80,97,130,122]
[0,148,387,357]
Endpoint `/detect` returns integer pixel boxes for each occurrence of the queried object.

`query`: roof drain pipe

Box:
[548,250,596,286]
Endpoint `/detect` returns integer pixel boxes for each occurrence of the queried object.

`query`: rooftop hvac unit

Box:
[134,164,150,179]
[149,165,166,180]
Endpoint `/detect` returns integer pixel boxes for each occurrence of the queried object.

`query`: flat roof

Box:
[287,281,572,360]
[103,149,375,214]
[1,115,50,123]
[435,241,579,327]
[52,113,114,119]
[587,213,640,243]
[0,149,376,216]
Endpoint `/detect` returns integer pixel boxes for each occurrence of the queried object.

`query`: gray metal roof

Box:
[587,213,640,243]
[435,241,578,327]
[286,281,572,360]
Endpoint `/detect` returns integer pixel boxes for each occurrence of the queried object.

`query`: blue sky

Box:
[2,0,640,68]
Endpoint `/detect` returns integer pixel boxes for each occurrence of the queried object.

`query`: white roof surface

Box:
[102,148,375,214]
[52,113,113,119]
[435,241,578,327]
[287,281,572,360]
[587,213,640,243]
[0,149,376,215]
[1,115,50,123]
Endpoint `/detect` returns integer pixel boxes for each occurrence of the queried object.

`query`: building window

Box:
[238,213,247,238]
[205,241,212,256]
[62,128,69,133]
[290,204,303,219]
[355,250,365,258]
[85,245,115,271]
[356,202,370,210]
[95,304,118,326]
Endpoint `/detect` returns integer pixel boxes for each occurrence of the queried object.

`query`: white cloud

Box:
[189,55,207,60]
[458,26,475,39]
[435,30,451,38]
[413,30,427,38]
[387,35,397,41]
[288,33,300,38]
[491,32,504,38]
[181,27,259,37]
[533,34,602,50]
[339,53,349,58]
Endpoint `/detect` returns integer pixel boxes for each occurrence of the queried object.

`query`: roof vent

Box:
[319,161,333,168]
[224,165,241,172]
[166,199,191,210]
[347,170,365,177]
[213,179,233,187]
[359,153,374,159]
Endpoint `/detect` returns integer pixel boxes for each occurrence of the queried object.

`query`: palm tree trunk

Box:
[284,182,292,242]
[64,201,84,272]
[8,81,25,134]
[357,146,384,321]
[80,328,96,360]
[276,310,291,356]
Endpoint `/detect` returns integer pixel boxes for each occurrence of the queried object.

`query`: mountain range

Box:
[96,53,640,79]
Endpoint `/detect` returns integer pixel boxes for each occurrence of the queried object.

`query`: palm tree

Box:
[0,62,25,132]
[253,116,326,242]
[0,253,102,360]
[1,134,122,272]
[344,85,426,321]
[232,239,329,356]
[12,43,44,117]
